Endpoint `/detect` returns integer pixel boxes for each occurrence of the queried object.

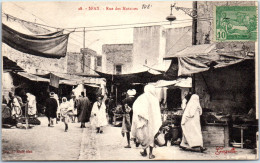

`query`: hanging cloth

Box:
[2,23,69,58]
[50,73,60,88]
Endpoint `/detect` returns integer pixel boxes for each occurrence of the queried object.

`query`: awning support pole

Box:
[192,1,197,45]
[25,102,29,130]
[192,74,196,94]
[191,1,197,94]
[115,86,118,106]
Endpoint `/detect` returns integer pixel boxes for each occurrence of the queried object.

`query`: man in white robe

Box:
[131,84,162,159]
[26,93,37,117]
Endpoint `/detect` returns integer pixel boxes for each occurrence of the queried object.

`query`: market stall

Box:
[153,78,192,145]
[164,43,257,148]
[95,70,165,126]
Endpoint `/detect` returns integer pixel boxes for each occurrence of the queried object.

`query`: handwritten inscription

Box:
[215,147,237,155]
[142,4,152,9]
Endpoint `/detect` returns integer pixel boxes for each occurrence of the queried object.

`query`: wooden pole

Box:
[25,102,29,130]
[192,1,197,45]
[115,86,118,106]
[191,1,197,94]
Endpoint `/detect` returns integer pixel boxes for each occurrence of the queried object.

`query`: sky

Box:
[2,1,193,54]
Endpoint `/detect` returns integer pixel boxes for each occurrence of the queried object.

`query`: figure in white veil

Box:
[180,94,206,152]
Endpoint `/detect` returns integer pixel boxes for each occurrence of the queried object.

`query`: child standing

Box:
[60,97,72,132]
[68,94,77,123]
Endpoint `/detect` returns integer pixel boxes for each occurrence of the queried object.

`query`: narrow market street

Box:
[2,1,258,161]
[2,117,257,160]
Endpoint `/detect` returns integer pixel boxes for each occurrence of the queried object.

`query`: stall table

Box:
[232,124,258,149]
[232,125,248,148]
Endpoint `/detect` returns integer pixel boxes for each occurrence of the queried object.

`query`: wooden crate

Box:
[202,124,229,147]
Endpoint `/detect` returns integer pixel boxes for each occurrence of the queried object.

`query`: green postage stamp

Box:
[214,6,257,41]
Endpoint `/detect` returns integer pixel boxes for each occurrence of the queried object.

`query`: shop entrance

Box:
[167,88,182,110]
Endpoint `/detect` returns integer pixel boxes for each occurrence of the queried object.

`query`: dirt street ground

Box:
[2,117,258,161]
[2,117,83,160]
[79,124,258,160]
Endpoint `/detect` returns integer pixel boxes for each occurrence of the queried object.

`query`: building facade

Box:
[80,48,102,75]
[132,26,165,72]
[102,44,133,74]
[67,48,102,75]
[132,25,192,72]
[101,26,192,74]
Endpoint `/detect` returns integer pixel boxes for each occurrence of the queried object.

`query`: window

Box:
[97,56,102,66]
[115,65,122,74]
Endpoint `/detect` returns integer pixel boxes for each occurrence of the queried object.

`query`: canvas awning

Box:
[35,72,103,86]
[59,80,100,87]
[36,72,68,80]
[164,44,217,59]
[75,73,101,78]
[36,72,90,81]
[84,83,100,88]
[2,23,70,58]
[163,43,254,76]
[11,70,100,88]
[153,77,192,88]
[15,72,49,82]
[59,80,78,86]
[3,56,24,72]
[95,70,166,84]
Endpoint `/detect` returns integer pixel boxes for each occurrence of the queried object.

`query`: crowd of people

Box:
[45,91,92,131]
[4,84,207,159]
[3,92,37,119]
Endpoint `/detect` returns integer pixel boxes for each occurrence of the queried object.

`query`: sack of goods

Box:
[17,117,41,125]
[154,132,165,147]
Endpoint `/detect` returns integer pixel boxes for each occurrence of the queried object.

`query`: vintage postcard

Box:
[1,1,258,161]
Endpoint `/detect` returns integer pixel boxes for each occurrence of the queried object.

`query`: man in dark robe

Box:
[45,92,58,127]
[122,89,136,148]
[77,92,91,128]
[105,95,116,124]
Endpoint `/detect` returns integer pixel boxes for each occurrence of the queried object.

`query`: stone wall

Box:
[67,52,84,73]
[2,72,14,102]
[102,44,133,74]
[165,26,192,57]
[2,43,68,74]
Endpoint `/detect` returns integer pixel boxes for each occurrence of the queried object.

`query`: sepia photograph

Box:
[1,1,258,161]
